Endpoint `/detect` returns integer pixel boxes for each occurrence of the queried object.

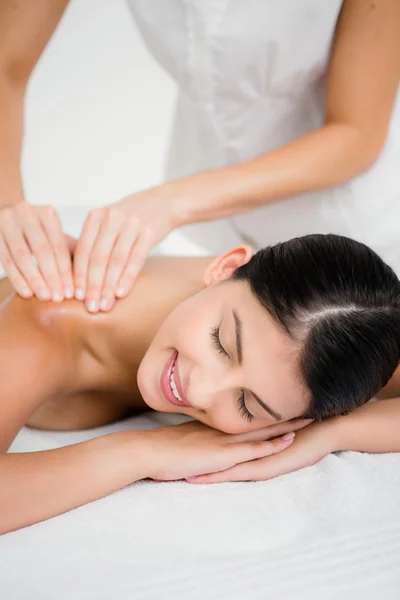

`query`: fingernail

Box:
[64,286,74,299]
[38,288,51,300]
[116,287,126,298]
[75,288,85,300]
[282,432,295,441]
[87,299,98,313]
[52,291,64,302]
[100,298,109,311]
[20,287,33,297]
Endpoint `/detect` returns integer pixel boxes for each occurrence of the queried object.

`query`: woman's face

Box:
[137,247,310,433]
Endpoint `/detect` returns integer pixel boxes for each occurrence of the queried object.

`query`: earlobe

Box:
[203,245,253,286]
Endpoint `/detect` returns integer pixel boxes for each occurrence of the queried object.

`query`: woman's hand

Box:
[142,418,313,482]
[0,202,75,302]
[184,418,340,484]
[72,186,183,313]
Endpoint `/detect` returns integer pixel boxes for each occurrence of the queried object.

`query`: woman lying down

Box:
[1,233,400,534]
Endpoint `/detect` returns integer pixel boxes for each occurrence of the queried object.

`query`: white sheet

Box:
[2,411,400,600]
[1,207,400,599]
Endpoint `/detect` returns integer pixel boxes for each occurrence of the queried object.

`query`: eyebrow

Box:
[232,308,283,422]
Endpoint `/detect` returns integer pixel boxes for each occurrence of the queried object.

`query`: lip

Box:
[160,350,192,408]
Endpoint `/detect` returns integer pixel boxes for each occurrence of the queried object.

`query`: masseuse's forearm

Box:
[333,397,400,454]
[0,430,149,535]
[0,77,26,208]
[170,123,380,225]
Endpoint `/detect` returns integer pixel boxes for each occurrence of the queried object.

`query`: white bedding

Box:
[3,411,400,600]
[1,207,400,599]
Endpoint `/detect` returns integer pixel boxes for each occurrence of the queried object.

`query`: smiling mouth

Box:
[160,350,192,408]
[170,352,192,407]
[169,357,185,403]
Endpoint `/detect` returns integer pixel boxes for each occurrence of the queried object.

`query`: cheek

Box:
[156,294,214,355]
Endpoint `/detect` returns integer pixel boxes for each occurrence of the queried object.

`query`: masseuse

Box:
[0,1,399,313]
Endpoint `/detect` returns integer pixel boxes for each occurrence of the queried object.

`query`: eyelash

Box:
[210,326,254,423]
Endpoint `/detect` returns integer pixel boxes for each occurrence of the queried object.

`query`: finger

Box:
[230,433,296,466]
[0,236,33,298]
[228,419,312,444]
[39,207,74,298]
[64,234,78,256]
[115,228,154,299]
[85,217,123,313]
[186,462,259,484]
[187,447,293,485]
[259,418,314,440]
[72,209,103,301]
[1,213,52,300]
[22,206,64,300]
[99,219,139,311]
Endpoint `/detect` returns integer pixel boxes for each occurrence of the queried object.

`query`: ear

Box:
[203,245,253,286]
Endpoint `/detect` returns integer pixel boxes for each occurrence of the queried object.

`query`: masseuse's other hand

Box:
[184,418,339,484]
[143,419,314,482]
[73,188,180,313]
[0,202,74,302]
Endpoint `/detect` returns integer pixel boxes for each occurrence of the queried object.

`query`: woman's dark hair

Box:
[232,234,400,421]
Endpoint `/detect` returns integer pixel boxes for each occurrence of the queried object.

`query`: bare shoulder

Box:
[0,287,75,451]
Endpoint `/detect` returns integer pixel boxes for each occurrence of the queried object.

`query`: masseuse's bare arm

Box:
[0,0,69,208]
[169,0,400,224]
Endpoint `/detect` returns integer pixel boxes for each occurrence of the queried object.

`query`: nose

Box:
[188,370,229,412]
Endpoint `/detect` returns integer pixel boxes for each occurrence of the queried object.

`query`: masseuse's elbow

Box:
[357,133,388,173]
[336,122,388,177]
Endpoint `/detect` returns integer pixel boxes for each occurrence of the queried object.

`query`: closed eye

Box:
[210,326,230,358]
[209,325,254,423]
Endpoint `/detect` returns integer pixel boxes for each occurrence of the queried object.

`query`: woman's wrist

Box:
[160,168,241,227]
[328,398,400,454]
[155,174,212,228]
[323,414,354,453]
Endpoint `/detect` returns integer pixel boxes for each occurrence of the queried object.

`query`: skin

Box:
[0,245,313,446]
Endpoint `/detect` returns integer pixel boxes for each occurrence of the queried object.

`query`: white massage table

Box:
[1,207,400,599]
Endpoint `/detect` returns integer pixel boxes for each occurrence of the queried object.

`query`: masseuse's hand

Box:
[73,187,182,313]
[184,418,340,484]
[0,202,75,301]
[143,419,313,482]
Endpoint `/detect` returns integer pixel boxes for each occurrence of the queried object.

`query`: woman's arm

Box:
[1,430,149,535]
[334,396,400,453]
[165,0,400,225]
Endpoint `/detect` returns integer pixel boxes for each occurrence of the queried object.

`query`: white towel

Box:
[2,411,400,600]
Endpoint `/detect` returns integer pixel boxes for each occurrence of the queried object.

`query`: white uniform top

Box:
[127,0,400,271]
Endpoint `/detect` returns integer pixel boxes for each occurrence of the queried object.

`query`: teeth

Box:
[169,365,184,403]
